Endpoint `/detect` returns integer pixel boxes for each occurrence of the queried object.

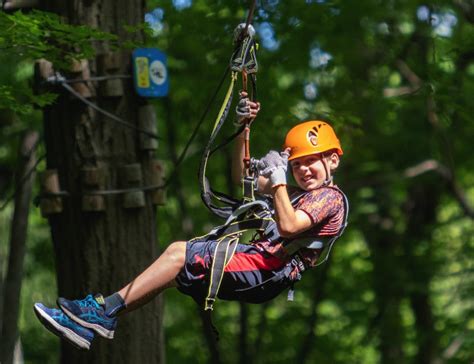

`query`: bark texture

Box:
[39,1,164,363]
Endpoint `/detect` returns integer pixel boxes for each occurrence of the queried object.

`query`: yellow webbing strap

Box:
[200,71,238,192]
[204,234,239,311]
[212,71,238,133]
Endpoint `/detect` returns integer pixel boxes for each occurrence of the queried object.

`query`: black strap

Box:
[205,235,239,311]
[242,175,256,202]
[198,71,237,219]
[203,310,220,343]
[208,218,272,240]
[312,188,349,267]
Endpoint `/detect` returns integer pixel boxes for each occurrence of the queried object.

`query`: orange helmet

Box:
[284,120,343,161]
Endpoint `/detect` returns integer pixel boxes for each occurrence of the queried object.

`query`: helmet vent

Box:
[307,128,319,146]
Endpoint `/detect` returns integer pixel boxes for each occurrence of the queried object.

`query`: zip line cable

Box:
[2,64,232,207]
[50,66,231,186]
[26,64,232,203]
[61,75,131,84]
[160,65,231,189]
[56,80,162,140]
[243,0,257,35]
[210,123,245,156]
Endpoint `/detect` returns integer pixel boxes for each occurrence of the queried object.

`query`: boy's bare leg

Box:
[117,241,186,314]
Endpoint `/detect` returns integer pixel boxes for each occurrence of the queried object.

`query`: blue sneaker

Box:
[34,303,94,350]
[57,294,116,339]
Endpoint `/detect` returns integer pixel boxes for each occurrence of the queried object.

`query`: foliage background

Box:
[1,0,473,363]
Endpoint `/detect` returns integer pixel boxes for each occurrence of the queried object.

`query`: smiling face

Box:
[290,152,340,191]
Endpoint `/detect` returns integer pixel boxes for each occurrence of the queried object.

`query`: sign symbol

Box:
[150,60,167,86]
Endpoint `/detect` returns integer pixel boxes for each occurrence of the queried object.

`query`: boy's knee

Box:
[165,241,186,265]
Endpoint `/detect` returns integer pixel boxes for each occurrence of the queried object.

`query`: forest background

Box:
[0,0,473,363]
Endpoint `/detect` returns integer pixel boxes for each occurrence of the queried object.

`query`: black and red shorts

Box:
[176,237,301,305]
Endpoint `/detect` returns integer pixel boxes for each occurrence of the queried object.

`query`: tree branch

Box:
[453,0,474,24]
[404,160,474,218]
[383,86,419,98]
[3,0,37,10]
[403,160,450,179]
[395,59,422,88]
[383,60,422,98]
[388,59,473,219]
[433,331,466,364]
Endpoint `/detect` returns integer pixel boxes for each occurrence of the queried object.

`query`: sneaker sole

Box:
[59,305,115,339]
[33,304,91,350]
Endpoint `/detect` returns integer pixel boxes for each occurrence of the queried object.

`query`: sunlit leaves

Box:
[0,10,118,68]
[0,9,120,115]
[0,85,57,114]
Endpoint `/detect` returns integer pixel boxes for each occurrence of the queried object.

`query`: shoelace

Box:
[79,295,101,309]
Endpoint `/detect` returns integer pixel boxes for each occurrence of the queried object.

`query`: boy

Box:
[34,96,348,350]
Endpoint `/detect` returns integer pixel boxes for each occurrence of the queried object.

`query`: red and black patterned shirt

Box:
[255,185,346,267]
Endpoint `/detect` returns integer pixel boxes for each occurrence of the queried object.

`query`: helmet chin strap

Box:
[321,157,333,187]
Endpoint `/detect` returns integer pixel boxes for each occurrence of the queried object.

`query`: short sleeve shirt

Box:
[254,186,346,267]
[293,186,345,238]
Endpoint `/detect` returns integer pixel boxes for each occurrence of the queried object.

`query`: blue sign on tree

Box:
[133,48,169,98]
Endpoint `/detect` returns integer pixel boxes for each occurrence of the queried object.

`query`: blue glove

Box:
[257,150,289,187]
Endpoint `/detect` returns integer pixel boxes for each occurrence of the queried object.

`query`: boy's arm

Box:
[231,130,247,185]
[231,92,261,185]
[258,150,313,236]
[272,186,312,237]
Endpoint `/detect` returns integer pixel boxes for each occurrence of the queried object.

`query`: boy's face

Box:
[289,152,339,191]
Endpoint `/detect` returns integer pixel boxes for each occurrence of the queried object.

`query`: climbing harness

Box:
[202,186,349,311]
[199,185,349,341]
[202,192,301,311]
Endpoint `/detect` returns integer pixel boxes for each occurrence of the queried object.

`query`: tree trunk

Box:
[297,261,331,364]
[403,183,440,364]
[238,302,249,364]
[251,302,269,363]
[0,131,38,364]
[364,223,405,364]
[38,1,164,363]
